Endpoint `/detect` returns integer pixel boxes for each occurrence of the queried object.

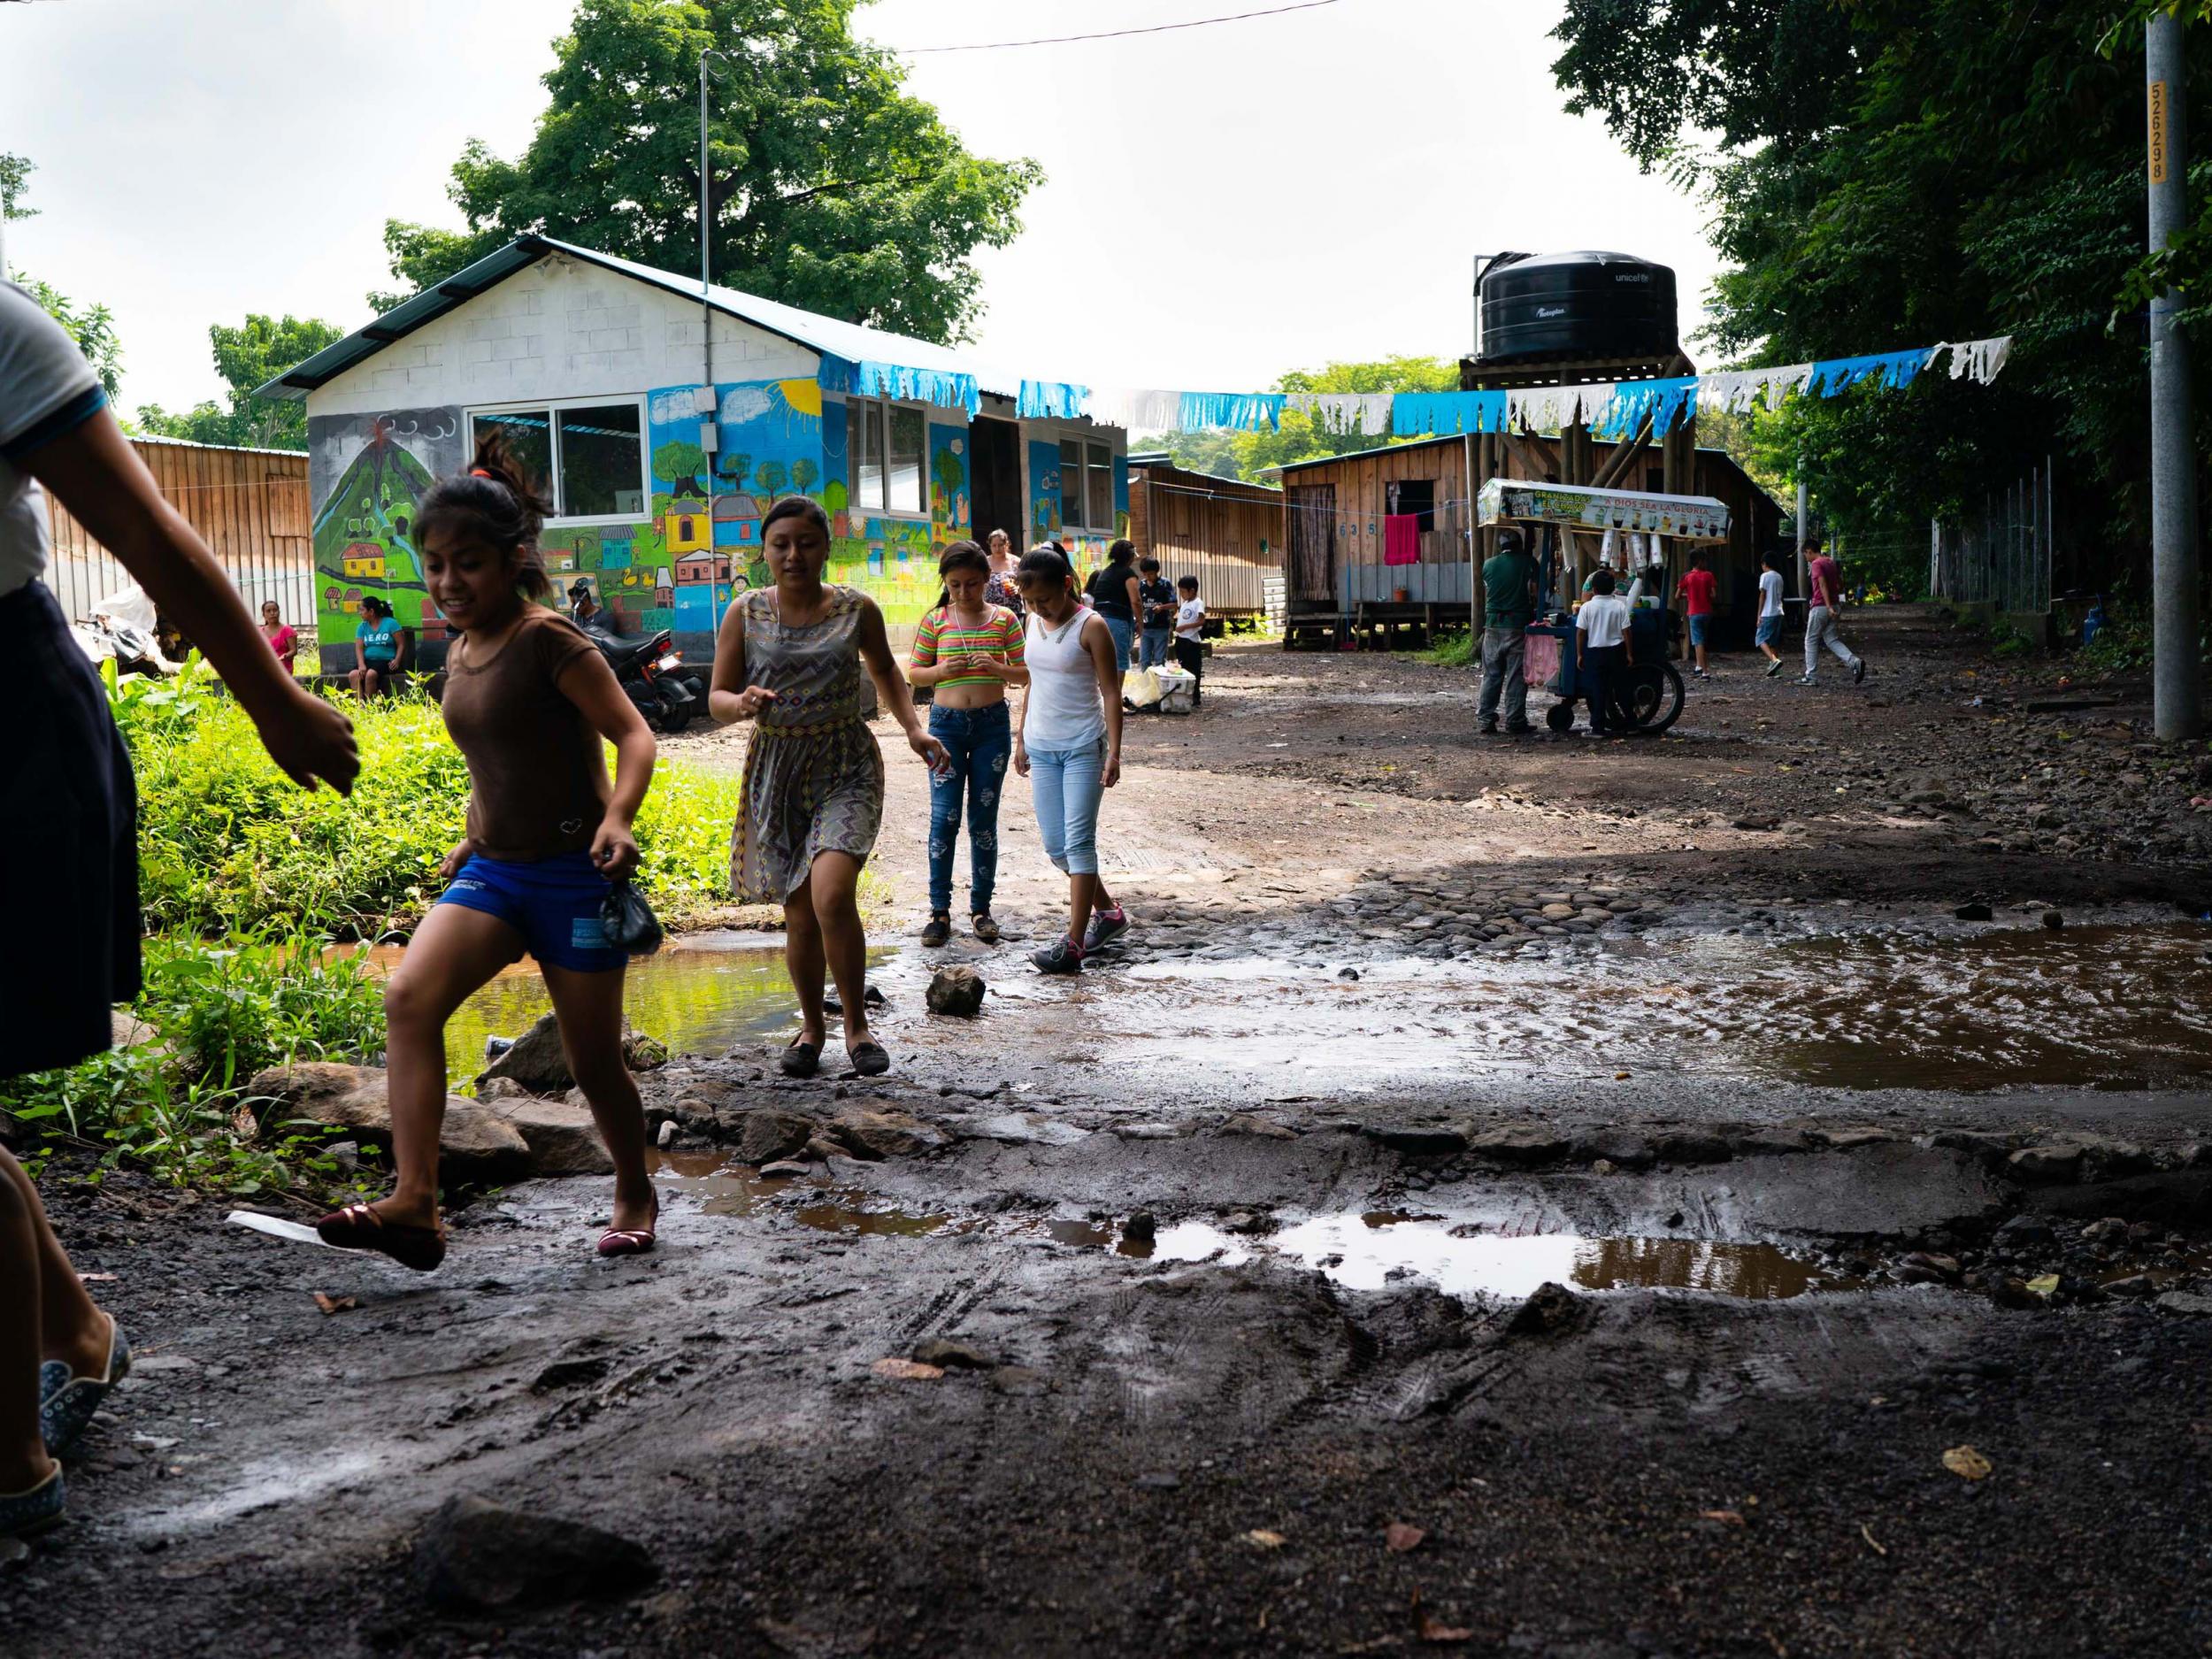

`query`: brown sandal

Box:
[314,1202,447,1272]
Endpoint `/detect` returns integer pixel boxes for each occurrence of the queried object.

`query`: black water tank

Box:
[1476,250,1678,365]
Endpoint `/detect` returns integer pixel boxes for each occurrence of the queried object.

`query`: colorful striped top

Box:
[911,603,1025,690]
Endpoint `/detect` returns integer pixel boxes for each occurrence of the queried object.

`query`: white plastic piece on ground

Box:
[1155,665,1198,715]
[225,1210,333,1247]
[1125,666,1164,709]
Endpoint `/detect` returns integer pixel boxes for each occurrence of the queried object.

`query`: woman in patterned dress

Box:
[710,497,949,1078]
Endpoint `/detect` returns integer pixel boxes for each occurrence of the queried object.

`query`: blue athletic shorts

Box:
[436,850,626,972]
[1687,613,1710,646]
[1755,616,1781,647]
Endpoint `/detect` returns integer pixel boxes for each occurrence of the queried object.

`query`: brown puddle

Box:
[657,1156,1862,1300]
[364,933,889,1075]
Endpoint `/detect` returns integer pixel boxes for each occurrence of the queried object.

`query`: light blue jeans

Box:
[1026,736,1107,876]
[1102,616,1134,672]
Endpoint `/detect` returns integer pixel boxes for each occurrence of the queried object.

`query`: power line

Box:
[895,0,1345,55]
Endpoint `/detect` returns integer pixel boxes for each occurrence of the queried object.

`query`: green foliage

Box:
[653,437,708,490]
[0,934,381,1194]
[1549,0,2206,582]
[136,314,344,450]
[377,0,1042,345]
[1421,630,1477,669]
[1137,357,1458,482]
[756,458,788,498]
[117,657,743,938]
[0,152,34,223]
[20,275,123,400]
[790,457,819,495]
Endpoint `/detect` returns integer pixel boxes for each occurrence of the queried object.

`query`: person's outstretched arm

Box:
[26,409,357,795]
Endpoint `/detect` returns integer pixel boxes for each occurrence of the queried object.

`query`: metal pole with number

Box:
[2148,12,2202,738]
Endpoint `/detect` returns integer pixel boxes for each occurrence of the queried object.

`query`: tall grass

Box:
[122,658,742,937]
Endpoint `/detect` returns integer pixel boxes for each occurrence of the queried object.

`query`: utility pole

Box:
[1795,468,1809,602]
[2149,11,2203,739]
[700,46,731,633]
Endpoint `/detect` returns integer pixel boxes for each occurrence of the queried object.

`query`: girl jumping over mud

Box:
[907,540,1026,946]
[316,435,662,1269]
[1014,546,1128,973]
[711,496,949,1078]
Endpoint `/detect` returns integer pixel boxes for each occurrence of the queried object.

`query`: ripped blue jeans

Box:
[926,701,1011,915]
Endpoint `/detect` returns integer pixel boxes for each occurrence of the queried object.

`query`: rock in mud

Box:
[736,1109,817,1165]
[247,1063,529,1184]
[2156,1291,2212,1317]
[1954,902,1994,921]
[413,1494,657,1612]
[484,1096,616,1177]
[1123,1211,1158,1244]
[829,1105,945,1160]
[1655,1130,1733,1165]
[1505,1281,1580,1336]
[476,1013,666,1094]
[1575,1132,1655,1171]
[1993,1213,2056,1247]
[1363,1124,1469,1156]
[2009,1144,2085,1183]
[1222,1112,1299,1141]
[1468,1124,1569,1166]
[926,966,987,1018]
[1895,1252,1962,1286]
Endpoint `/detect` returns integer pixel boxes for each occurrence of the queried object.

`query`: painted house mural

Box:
[273,238,1123,668]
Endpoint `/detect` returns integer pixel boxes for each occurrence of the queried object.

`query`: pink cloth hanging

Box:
[1383,514,1421,566]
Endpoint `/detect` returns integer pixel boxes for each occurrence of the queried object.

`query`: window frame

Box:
[843,394,930,518]
[465,395,650,528]
[1045,426,1120,534]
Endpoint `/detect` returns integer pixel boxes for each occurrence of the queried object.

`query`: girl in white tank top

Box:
[1014,549,1128,973]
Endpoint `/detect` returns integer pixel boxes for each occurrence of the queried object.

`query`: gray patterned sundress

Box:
[730,585,886,902]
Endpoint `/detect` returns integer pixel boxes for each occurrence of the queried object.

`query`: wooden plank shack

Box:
[1276,433,1778,649]
[1125,454,1283,618]
[42,435,317,636]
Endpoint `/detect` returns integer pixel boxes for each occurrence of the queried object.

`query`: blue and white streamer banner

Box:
[1018,379,1091,420]
[1392,390,1510,435]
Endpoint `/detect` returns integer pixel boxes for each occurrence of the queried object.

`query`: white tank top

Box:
[1022,608,1108,749]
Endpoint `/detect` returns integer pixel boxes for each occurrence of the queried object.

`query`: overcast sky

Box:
[0,0,1722,415]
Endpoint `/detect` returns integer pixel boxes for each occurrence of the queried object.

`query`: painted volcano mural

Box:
[305,406,465,671]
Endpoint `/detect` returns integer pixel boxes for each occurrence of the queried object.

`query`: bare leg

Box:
[784,888,828,1050]
[541,963,654,1235]
[0,1157,56,1493]
[347,667,365,698]
[807,852,874,1055]
[0,1149,109,1381]
[1068,873,1119,948]
[375,903,524,1229]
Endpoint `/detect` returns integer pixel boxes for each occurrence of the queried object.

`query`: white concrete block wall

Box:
[309,252,819,417]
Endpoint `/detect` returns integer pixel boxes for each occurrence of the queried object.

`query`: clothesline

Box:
[816,337,2016,438]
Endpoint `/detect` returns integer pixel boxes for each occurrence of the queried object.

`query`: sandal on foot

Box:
[597,1194,660,1259]
[920,912,952,948]
[780,1039,822,1079]
[970,912,1002,943]
[40,1315,130,1459]
[849,1041,891,1078]
[314,1202,447,1272]
[0,1468,65,1541]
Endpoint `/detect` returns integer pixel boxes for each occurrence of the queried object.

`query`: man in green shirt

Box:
[1478,528,1540,735]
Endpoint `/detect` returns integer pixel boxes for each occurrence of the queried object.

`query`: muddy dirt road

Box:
[15,609,2212,1658]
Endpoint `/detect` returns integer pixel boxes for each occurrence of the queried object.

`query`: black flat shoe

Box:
[780,1040,822,1079]
[849,1041,891,1078]
[921,912,951,947]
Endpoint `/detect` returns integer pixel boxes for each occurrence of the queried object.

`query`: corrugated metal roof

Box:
[254,234,1037,402]
[129,433,306,459]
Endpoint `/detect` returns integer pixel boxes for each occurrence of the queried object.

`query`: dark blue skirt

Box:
[0,582,141,1077]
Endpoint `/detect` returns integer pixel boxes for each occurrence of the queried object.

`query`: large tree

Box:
[4,154,125,401]
[376,0,1042,344]
[137,314,345,450]
[1551,0,2212,590]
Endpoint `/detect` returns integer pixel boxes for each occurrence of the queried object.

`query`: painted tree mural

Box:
[756,460,788,501]
[653,439,707,496]
[790,457,818,496]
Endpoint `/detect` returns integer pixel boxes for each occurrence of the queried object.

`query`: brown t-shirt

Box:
[440,608,609,862]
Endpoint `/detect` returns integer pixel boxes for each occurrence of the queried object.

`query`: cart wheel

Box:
[1623,664,1686,733]
[1545,700,1576,733]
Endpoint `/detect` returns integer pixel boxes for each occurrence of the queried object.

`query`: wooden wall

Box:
[1127,462,1284,616]
[43,437,317,631]
[1277,433,1779,625]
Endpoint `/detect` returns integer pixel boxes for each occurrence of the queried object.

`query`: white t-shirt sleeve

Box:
[0,280,108,596]
[1175,599,1204,635]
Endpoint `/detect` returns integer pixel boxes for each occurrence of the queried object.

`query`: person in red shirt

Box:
[1801,537,1865,683]
[1676,552,1719,678]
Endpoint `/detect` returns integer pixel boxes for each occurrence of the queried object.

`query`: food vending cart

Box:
[1475,477,1731,735]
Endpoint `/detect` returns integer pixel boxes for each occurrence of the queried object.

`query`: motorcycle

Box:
[581,618,707,733]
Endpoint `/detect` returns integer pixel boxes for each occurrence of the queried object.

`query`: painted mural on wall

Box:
[305,406,465,671]
[813,396,964,629]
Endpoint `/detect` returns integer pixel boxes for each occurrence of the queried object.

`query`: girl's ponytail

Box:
[414,429,553,600]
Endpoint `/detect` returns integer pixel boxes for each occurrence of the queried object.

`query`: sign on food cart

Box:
[1477,479,1730,542]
